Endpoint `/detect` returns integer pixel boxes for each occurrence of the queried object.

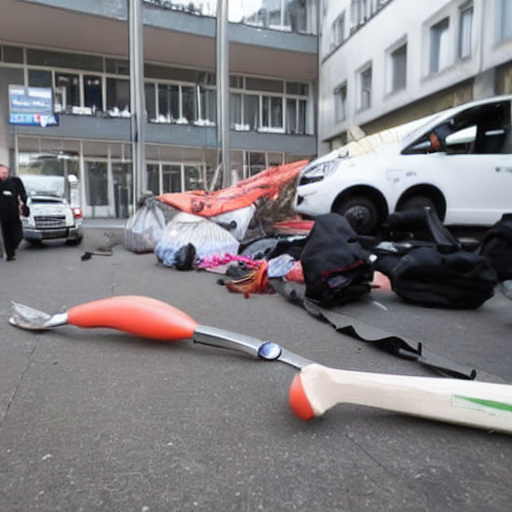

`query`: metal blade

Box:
[9,302,68,330]
[193,324,314,369]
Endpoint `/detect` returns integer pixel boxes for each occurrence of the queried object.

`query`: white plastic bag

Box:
[155,212,240,267]
[124,197,166,253]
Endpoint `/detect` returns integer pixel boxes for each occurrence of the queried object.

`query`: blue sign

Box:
[9,85,60,127]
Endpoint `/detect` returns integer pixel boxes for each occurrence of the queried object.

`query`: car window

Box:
[402,100,512,156]
[20,174,65,197]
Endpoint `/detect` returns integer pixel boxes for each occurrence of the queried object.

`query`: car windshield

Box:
[20,174,65,198]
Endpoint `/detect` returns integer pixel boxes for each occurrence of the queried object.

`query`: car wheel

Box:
[399,196,440,217]
[336,195,378,235]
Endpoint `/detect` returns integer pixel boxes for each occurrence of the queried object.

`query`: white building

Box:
[319,0,512,153]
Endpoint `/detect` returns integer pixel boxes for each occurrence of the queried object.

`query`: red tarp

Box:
[158,160,308,217]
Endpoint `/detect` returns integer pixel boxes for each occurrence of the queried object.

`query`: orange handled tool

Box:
[10,295,311,368]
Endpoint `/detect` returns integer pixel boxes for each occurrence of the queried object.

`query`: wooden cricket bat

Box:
[289,363,512,434]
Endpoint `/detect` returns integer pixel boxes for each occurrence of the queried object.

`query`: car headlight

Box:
[299,160,339,186]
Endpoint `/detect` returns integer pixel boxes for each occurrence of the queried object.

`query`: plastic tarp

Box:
[157,160,307,217]
[155,212,240,267]
[210,205,255,241]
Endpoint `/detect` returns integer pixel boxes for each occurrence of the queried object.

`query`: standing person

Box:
[0,164,27,261]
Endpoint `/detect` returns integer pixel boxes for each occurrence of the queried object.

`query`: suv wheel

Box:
[336,195,378,235]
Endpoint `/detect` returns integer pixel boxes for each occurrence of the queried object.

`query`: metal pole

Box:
[129,0,146,208]
[216,0,230,188]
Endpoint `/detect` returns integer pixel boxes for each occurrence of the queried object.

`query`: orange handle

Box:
[289,373,316,421]
[67,295,198,341]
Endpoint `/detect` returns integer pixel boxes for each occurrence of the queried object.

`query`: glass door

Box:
[112,162,132,218]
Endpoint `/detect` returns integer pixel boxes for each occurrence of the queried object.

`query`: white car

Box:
[20,175,83,245]
[294,95,512,234]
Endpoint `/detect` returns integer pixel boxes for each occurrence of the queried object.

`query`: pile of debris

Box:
[124,160,312,279]
[124,160,512,313]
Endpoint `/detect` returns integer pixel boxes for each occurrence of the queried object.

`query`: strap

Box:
[270,278,476,380]
[303,299,476,380]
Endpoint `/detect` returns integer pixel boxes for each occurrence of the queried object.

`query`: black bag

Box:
[175,243,196,270]
[300,213,373,307]
[375,208,497,309]
[477,213,512,281]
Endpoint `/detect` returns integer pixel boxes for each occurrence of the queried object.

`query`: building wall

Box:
[319,0,512,150]
[0,0,319,217]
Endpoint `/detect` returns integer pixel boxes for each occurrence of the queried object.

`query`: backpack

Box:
[477,213,512,281]
[374,208,498,309]
[300,213,373,307]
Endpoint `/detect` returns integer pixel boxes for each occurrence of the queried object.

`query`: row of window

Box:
[333,2,481,123]
[143,0,311,34]
[331,0,392,51]
[1,45,311,135]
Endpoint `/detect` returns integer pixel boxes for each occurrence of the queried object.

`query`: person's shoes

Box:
[6,255,15,261]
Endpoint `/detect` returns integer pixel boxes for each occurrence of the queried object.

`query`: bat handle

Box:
[290,364,512,434]
[67,295,198,341]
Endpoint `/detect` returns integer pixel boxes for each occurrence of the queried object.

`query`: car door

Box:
[401,99,512,226]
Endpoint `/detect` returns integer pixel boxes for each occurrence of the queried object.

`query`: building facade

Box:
[319,0,512,154]
[0,0,318,218]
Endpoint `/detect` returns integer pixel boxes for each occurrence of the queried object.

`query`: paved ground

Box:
[0,223,511,512]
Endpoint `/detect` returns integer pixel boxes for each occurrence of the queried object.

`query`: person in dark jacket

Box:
[0,164,27,261]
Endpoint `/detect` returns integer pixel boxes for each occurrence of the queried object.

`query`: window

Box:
[287,98,307,134]
[28,70,52,88]
[156,84,197,123]
[85,161,108,207]
[84,75,103,112]
[158,84,179,121]
[390,43,407,92]
[333,12,346,47]
[181,86,196,122]
[248,152,266,176]
[1,45,23,63]
[107,78,130,113]
[499,0,512,42]
[163,164,182,193]
[105,58,129,75]
[262,96,284,131]
[403,101,511,156]
[244,95,259,131]
[459,3,473,59]
[184,165,204,190]
[334,83,347,123]
[55,73,80,111]
[359,65,372,110]
[430,17,450,73]
[198,86,216,124]
[27,49,103,72]
[230,93,244,128]
[145,83,156,120]
[146,164,160,195]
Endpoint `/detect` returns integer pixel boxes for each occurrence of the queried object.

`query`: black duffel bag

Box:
[374,208,497,309]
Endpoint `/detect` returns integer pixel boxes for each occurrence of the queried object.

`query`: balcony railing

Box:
[143,0,314,35]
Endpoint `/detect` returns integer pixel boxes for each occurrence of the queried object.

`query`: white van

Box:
[294,95,512,234]
[20,174,83,245]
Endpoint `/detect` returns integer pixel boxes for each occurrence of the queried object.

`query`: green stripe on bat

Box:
[453,395,512,413]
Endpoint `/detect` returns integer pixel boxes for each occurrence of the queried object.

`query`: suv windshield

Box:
[20,174,65,198]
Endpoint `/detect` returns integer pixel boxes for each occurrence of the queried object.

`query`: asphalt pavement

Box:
[1,222,511,512]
